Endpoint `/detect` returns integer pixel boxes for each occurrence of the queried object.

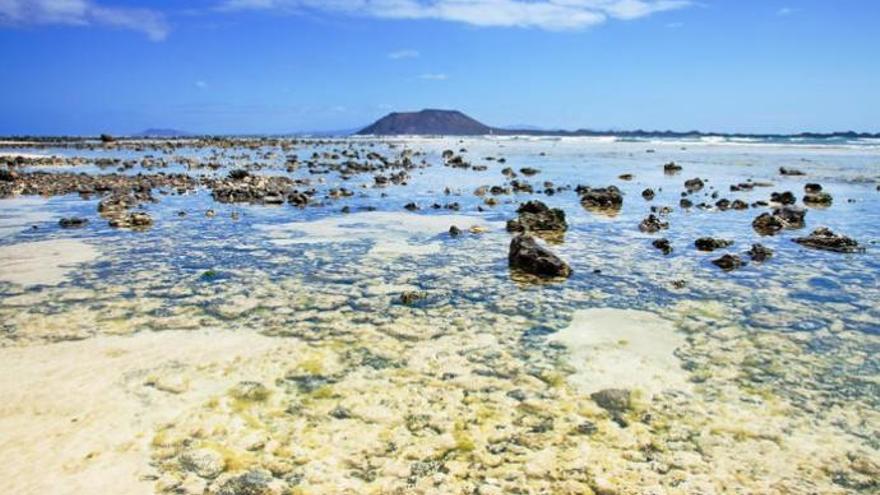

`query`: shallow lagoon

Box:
[0,136,878,494]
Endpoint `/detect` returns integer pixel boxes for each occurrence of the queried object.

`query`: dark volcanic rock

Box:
[58,217,88,229]
[652,238,673,255]
[638,214,669,233]
[0,168,17,181]
[752,205,806,235]
[747,243,773,262]
[590,389,632,413]
[508,235,571,279]
[449,225,462,237]
[695,237,733,252]
[399,290,428,305]
[805,183,823,194]
[752,212,785,235]
[793,228,862,253]
[506,200,567,237]
[684,178,704,193]
[577,185,623,213]
[773,205,806,228]
[641,188,655,200]
[228,169,250,180]
[712,254,744,272]
[520,167,540,176]
[771,191,797,205]
[108,212,153,230]
[663,162,682,174]
[803,192,833,206]
[779,167,805,176]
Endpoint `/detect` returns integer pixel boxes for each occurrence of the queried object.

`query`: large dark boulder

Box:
[508,235,571,278]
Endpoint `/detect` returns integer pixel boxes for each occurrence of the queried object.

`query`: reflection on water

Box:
[0,137,878,493]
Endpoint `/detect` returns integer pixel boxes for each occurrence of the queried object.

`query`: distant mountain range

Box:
[356,109,880,139]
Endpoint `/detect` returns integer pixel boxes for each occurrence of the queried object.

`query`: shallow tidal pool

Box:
[0,136,878,494]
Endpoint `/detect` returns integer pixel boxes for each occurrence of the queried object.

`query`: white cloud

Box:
[0,0,169,40]
[388,48,419,59]
[195,80,208,89]
[217,0,693,30]
[777,7,798,16]
[419,73,448,80]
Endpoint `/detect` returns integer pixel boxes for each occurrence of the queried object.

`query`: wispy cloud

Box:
[418,73,448,80]
[388,48,419,59]
[0,0,169,40]
[777,7,798,16]
[216,0,693,31]
[195,80,208,89]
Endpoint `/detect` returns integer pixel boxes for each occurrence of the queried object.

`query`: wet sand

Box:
[0,239,98,286]
[0,329,279,495]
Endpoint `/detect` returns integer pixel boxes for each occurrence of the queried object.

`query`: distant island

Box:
[357,109,880,139]
[136,128,193,138]
[357,109,492,135]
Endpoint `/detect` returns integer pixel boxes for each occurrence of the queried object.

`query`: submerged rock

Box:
[508,235,571,278]
[793,228,862,253]
[108,212,152,230]
[180,448,225,479]
[590,388,632,413]
[399,290,428,306]
[695,237,733,252]
[58,217,88,229]
[215,469,276,495]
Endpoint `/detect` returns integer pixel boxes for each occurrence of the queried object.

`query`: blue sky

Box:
[1,0,878,135]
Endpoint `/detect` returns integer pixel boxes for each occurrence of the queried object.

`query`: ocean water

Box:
[0,136,878,494]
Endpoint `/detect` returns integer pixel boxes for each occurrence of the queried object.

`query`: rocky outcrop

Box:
[793,228,862,253]
[506,201,567,238]
[508,235,572,278]
[695,237,733,252]
[577,185,623,213]
[638,214,668,233]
